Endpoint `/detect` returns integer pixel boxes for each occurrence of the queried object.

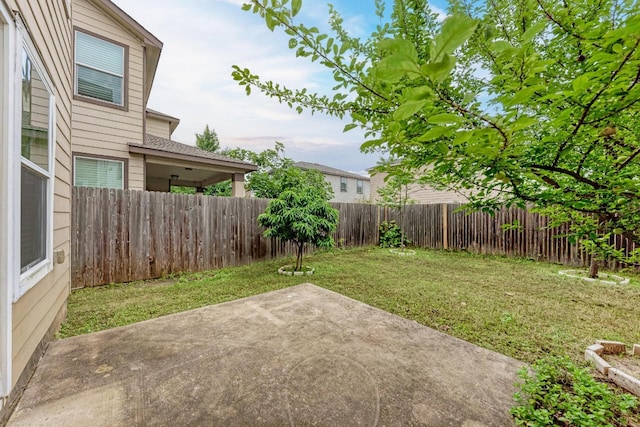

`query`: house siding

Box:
[146,115,171,139]
[325,174,370,203]
[7,0,72,396]
[71,0,144,190]
[370,172,470,204]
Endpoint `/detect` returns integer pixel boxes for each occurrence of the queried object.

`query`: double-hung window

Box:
[356,179,363,194]
[16,24,56,298]
[75,30,126,107]
[340,177,347,192]
[74,155,124,189]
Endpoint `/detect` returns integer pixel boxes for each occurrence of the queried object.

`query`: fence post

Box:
[442,204,448,249]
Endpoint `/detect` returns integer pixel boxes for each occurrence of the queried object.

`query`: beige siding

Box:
[370,171,470,205]
[325,174,370,203]
[71,0,145,190]
[9,0,72,388]
[146,116,171,139]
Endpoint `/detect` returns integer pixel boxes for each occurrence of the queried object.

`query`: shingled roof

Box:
[293,161,369,180]
[129,135,258,171]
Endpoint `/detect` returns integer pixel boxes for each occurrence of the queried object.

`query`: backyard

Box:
[60,247,640,366]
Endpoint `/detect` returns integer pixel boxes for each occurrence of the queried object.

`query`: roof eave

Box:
[146,109,181,133]
[129,143,259,172]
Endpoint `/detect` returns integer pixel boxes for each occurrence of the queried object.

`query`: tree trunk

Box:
[296,242,304,271]
[589,259,599,279]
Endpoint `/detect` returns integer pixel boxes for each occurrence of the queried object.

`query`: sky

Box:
[112,0,448,176]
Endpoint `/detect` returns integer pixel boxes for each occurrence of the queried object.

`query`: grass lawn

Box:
[59,247,640,365]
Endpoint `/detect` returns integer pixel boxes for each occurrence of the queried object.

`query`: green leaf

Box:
[431,14,478,61]
[343,123,358,132]
[506,85,544,107]
[417,126,447,141]
[453,130,473,145]
[379,38,419,62]
[510,116,537,131]
[522,21,546,42]
[572,75,590,92]
[376,53,421,82]
[422,54,456,83]
[291,0,302,17]
[393,100,427,120]
[427,113,462,124]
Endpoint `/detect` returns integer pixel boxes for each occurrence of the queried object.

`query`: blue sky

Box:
[113,0,448,175]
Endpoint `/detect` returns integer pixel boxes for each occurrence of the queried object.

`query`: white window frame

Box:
[356,179,363,194]
[73,155,125,189]
[74,30,125,107]
[0,0,14,401]
[340,176,347,192]
[14,18,56,301]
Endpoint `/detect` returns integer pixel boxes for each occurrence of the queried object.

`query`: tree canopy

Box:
[235,0,640,267]
[195,124,221,153]
[258,186,339,271]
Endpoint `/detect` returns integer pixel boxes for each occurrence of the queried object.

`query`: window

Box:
[340,177,347,192]
[16,28,55,298]
[357,179,363,194]
[74,155,125,189]
[74,30,125,106]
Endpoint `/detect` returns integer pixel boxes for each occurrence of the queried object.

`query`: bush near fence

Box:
[71,188,637,288]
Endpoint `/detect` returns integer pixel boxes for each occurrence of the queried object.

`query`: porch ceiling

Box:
[145,158,236,187]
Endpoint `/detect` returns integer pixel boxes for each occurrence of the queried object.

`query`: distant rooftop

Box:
[293,161,369,180]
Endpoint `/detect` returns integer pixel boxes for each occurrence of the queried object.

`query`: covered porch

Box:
[129,135,258,197]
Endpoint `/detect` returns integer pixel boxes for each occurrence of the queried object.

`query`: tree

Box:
[376,162,415,249]
[235,0,640,276]
[195,124,220,153]
[258,187,339,271]
[202,141,333,199]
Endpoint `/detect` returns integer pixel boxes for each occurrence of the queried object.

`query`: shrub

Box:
[511,356,638,426]
[379,220,410,248]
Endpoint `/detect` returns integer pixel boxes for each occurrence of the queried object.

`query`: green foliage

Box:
[375,164,415,211]
[235,0,640,267]
[258,187,339,270]
[170,186,196,195]
[511,356,638,426]
[257,164,333,200]
[378,220,410,248]
[195,124,220,153]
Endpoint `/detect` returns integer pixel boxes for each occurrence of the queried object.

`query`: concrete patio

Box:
[8,283,524,426]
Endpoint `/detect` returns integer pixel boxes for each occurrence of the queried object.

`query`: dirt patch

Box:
[603,354,640,379]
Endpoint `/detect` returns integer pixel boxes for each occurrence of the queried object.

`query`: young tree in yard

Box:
[258,186,339,271]
[195,124,221,153]
[376,163,415,249]
[235,0,640,276]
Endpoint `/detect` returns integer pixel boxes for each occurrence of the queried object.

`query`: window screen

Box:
[74,156,124,189]
[20,167,47,273]
[357,179,363,194]
[75,31,124,105]
[340,177,347,192]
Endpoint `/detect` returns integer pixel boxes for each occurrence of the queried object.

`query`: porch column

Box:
[232,173,246,198]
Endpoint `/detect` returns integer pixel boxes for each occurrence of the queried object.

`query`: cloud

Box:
[112,0,386,173]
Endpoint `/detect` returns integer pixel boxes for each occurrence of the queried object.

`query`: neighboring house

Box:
[1,0,73,421]
[369,170,471,204]
[70,0,256,196]
[294,162,370,203]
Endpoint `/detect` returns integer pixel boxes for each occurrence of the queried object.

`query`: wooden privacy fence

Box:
[71,188,637,288]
